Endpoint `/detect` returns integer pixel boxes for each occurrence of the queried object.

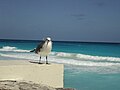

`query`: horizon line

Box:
[0,38,120,44]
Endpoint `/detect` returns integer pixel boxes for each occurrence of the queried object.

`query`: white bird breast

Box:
[38,41,52,56]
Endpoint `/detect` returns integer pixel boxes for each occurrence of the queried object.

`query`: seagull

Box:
[30,37,52,64]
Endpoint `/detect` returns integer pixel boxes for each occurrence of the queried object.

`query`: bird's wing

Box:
[35,41,45,53]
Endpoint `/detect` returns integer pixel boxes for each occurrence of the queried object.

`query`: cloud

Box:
[96,2,104,7]
[71,14,85,20]
[72,14,85,17]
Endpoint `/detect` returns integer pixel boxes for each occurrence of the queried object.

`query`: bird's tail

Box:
[30,48,36,52]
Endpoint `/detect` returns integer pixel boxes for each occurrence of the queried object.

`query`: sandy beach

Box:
[0,60,64,88]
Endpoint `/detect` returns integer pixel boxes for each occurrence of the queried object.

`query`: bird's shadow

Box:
[29,61,51,65]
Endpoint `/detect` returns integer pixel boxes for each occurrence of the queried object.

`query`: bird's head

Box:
[46,37,51,41]
[45,37,52,45]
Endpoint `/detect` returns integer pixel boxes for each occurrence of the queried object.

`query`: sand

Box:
[0,60,64,88]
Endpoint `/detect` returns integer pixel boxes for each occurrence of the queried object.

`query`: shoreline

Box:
[0,60,64,88]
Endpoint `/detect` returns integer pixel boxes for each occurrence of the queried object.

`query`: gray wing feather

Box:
[35,41,45,54]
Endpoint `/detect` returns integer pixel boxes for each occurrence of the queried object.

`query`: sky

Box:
[0,0,120,42]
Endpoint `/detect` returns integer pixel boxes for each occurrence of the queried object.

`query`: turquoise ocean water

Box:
[0,39,120,90]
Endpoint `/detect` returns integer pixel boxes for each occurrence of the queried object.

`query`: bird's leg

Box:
[38,56,41,64]
[46,56,48,64]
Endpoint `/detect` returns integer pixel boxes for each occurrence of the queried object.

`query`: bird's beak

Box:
[47,40,49,45]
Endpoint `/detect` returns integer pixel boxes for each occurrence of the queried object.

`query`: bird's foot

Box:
[38,62,43,64]
[46,62,50,64]
[46,62,48,64]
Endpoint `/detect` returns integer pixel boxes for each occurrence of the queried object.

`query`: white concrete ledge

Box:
[0,60,64,88]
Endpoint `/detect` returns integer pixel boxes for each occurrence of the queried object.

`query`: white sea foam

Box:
[1,53,120,67]
[0,46,29,52]
[51,52,120,62]
[0,46,120,67]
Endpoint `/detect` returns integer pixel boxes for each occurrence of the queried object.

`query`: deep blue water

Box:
[0,39,120,90]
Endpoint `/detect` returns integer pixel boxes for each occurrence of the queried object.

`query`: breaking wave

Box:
[51,52,120,62]
[0,53,120,67]
[0,46,120,67]
[0,46,29,52]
